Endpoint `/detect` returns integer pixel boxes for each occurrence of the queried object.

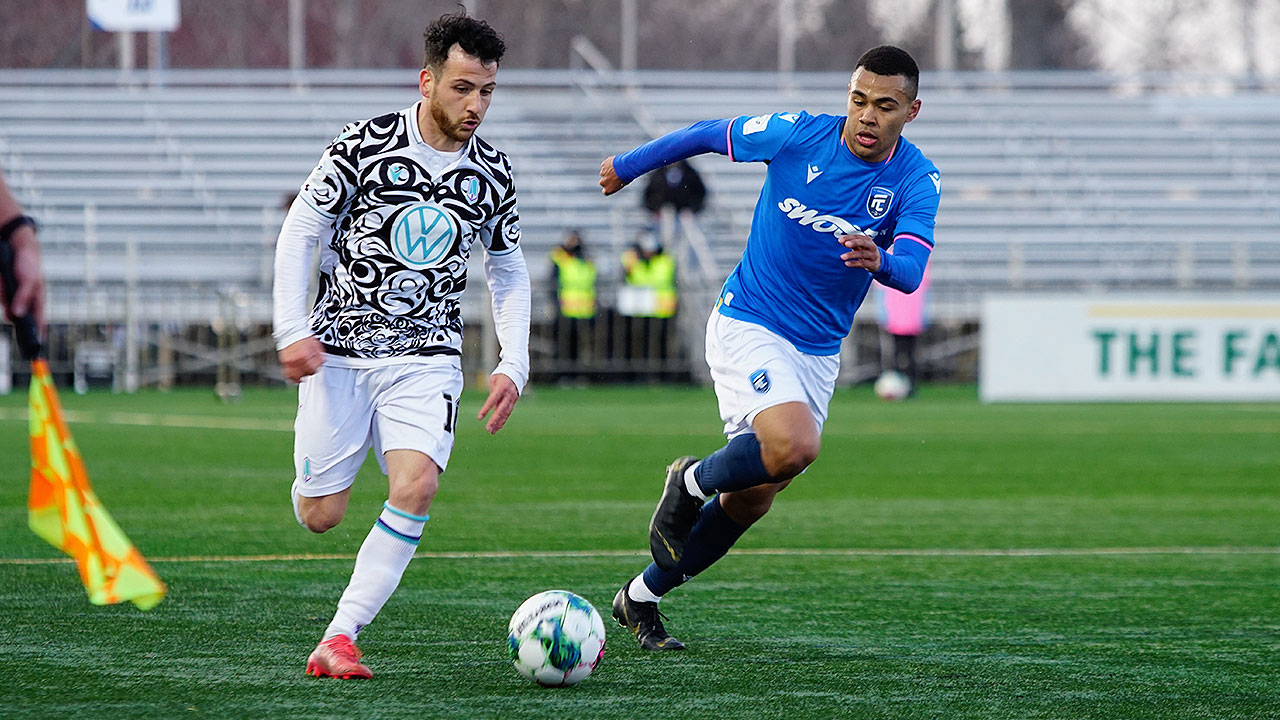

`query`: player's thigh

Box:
[369,359,464,477]
[704,312,838,439]
[293,366,376,499]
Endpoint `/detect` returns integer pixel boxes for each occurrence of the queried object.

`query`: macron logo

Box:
[777,197,873,238]
[806,164,823,184]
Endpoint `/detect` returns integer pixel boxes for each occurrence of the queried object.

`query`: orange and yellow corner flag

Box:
[27,359,166,610]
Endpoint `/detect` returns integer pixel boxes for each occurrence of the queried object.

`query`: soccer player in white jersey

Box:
[599,46,941,650]
[273,12,529,678]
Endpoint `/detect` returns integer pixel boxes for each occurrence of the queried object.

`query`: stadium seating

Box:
[2,68,1278,381]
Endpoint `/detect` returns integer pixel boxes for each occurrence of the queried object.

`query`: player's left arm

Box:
[478,179,530,434]
[841,170,940,293]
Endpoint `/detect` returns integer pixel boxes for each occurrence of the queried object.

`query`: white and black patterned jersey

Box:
[297,103,521,360]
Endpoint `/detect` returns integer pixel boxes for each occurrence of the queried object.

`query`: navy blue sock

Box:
[693,432,773,496]
[642,496,749,596]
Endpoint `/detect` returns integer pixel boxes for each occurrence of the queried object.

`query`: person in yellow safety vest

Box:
[549,230,597,376]
[620,232,676,319]
[551,230,597,319]
[619,232,677,377]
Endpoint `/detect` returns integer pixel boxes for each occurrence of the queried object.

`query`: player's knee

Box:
[300,506,343,534]
[390,471,439,515]
[409,472,439,502]
[763,434,820,480]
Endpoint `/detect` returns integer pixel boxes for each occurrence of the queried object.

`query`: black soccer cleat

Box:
[649,456,703,571]
[612,585,685,651]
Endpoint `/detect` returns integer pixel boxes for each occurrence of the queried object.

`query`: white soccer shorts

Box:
[291,359,463,498]
[704,311,840,438]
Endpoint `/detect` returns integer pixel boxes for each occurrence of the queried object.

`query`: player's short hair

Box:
[423,11,506,71]
[856,45,920,99]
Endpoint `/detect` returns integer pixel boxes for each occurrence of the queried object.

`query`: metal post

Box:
[778,0,796,75]
[124,236,140,393]
[84,202,98,287]
[118,31,135,72]
[147,31,167,87]
[621,0,637,72]
[935,0,956,72]
[289,0,306,72]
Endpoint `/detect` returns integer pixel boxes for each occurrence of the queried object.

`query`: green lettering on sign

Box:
[1253,332,1280,377]
[1223,330,1247,376]
[1093,330,1116,376]
[1171,330,1196,377]
[1128,332,1159,377]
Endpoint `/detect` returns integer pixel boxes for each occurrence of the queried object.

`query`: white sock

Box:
[683,462,709,501]
[290,484,305,527]
[628,574,663,604]
[322,502,428,641]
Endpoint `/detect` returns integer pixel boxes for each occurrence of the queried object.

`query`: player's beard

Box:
[429,96,478,145]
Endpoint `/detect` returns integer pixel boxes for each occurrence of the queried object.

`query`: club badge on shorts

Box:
[750,369,771,394]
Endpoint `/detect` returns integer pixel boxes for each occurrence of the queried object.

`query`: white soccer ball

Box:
[507,590,606,687]
[874,370,911,401]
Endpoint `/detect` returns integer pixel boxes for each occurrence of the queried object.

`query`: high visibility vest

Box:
[551,249,597,319]
[623,252,677,318]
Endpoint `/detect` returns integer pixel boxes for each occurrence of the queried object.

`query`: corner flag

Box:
[27,359,166,610]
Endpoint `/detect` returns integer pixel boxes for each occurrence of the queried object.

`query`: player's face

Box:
[844,68,921,163]
[418,44,497,150]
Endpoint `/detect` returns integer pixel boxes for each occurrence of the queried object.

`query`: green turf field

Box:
[0,384,1276,719]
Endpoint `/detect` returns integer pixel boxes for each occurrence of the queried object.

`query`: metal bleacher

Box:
[2,68,1279,384]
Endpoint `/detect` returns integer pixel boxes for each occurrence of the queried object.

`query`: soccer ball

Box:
[507,590,606,687]
[874,370,911,401]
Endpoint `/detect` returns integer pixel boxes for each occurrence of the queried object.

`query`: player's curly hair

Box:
[423,10,506,70]
[856,45,920,99]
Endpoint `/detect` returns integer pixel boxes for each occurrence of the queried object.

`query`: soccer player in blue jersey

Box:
[599,46,940,650]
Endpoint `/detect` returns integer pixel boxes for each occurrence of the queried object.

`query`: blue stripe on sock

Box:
[383,501,430,523]
[375,518,421,545]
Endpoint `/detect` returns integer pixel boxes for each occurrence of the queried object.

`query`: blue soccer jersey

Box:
[718,111,940,355]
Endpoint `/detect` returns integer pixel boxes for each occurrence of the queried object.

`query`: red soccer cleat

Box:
[305,635,373,679]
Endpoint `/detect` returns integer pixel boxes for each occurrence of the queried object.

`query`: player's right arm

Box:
[273,123,361,382]
[600,113,806,195]
[272,196,330,382]
[599,118,732,195]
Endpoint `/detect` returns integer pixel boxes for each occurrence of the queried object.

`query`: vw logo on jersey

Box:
[867,187,894,219]
[391,202,457,270]
[750,369,771,394]
[462,176,480,203]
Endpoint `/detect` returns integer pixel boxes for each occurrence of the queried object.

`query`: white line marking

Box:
[0,407,293,432]
[3,546,1276,566]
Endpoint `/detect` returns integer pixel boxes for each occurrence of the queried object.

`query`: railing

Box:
[3,68,1279,390]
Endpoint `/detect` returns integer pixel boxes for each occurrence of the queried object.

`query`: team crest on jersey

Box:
[750,369,771,394]
[391,202,458,269]
[462,176,480,203]
[867,187,894,219]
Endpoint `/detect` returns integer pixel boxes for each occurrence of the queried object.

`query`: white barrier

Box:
[980,295,1280,402]
[0,335,9,394]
